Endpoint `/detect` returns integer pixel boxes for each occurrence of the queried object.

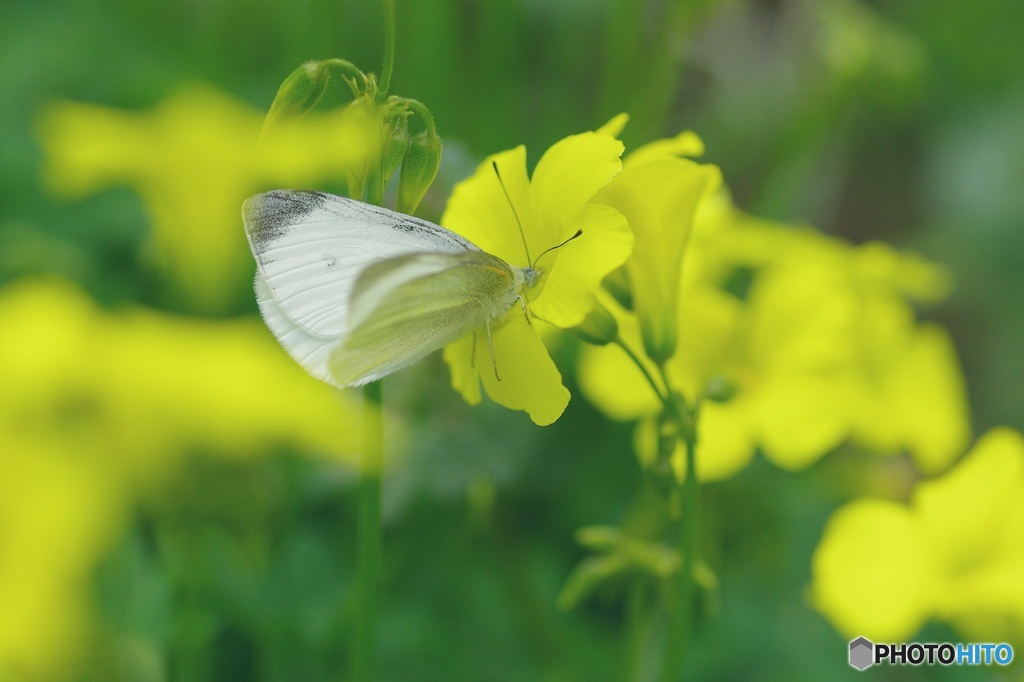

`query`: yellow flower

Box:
[580,286,754,482]
[441,131,632,425]
[579,182,969,479]
[0,277,367,676]
[37,85,370,312]
[811,428,1024,643]
[0,437,125,680]
[0,278,364,480]
[593,119,722,363]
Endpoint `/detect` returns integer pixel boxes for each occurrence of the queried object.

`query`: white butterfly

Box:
[243,190,541,387]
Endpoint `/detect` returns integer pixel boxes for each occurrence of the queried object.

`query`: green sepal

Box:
[656,408,681,463]
[396,130,442,214]
[558,525,719,615]
[394,99,442,215]
[344,94,383,201]
[570,302,618,345]
[557,526,680,611]
[382,114,409,188]
[642,316,676,365]
[603,266,633,310]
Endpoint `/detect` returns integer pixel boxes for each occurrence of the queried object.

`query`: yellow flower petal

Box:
[596,113,629,138]
[577,341,661,422]
[440,128,632,423]
[530,131,624,246]
[811,499,936,641]
[625,130,705,167]
[443,313,569,426]
[890,324,971,474]
[37,86,369,312]
[752,375,851,470]
[665,285,742,399]
[531,203,632,327]
[0,438,125,679]
[596,156,721,362]
[913,428,1024,573]
[442,332,483,407]
[689,401,755,481]
[813,429,1024,644]
[441,146,536,267]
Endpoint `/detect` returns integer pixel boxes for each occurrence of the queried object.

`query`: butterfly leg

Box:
[470,331,477,369]
[485,320,500,381]
[517,295,531,325]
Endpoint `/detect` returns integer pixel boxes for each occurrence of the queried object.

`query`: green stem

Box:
[378,0,395,100]
[617,346,702,681]
[670,418,699,681]
[350,381,384,682]
[615,338,669,405]
[625,574,649,682]
[391,96,437,136]
[653,365,699,682]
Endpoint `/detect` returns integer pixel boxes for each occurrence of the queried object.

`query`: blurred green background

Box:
[1,0,1022,680]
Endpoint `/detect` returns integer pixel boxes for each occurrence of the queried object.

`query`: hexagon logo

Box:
[849,637,874,670]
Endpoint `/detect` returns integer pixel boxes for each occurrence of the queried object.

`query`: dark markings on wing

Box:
[244,190,327,252]
[344,200,478,252]
[243,190,477,256]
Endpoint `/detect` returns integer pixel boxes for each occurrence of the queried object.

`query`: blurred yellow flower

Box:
[441,131,631,425]
[0,277,364,676]
[811,428,1024,643]
[734,228,968,473]
[593,121,722,363]
[579,179,969,479]
[37,85,370,311]
[0,437,125,681]
[0,278,362,478]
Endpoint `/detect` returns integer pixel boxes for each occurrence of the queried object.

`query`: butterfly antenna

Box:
[534,229,583,266]
[492,160,533,267]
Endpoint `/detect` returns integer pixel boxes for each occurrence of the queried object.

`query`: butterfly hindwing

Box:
[329,251,521,386]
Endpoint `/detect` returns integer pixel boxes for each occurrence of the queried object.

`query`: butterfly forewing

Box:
[254,274,341,384]
[329,251,521,386]
[243,190,477,338]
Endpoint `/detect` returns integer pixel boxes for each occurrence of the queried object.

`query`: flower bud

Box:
[261,60,368,142]
[642,315,676,365]
[570,302,618,346]
[396,130,442,215]
[656,408,681,463]
[704,374,738,403]
[382,115,409,186]
[343,95,382,200]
